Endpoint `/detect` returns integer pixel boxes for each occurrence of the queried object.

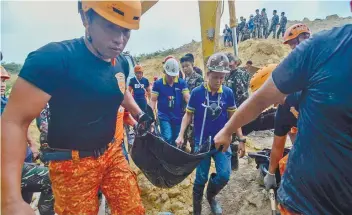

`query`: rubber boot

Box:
[193,185,204,215]
[206,173,227,215]
[230,144,239,171]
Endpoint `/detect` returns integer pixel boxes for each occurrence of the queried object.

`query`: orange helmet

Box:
[1,66,10,80]
[81,1,141,30]
[283,23,311,44]
[134,64,144,73]
[250,64,278,92]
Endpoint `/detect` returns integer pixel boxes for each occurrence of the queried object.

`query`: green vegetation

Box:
[134,47,176,62]
[1,62,22,74]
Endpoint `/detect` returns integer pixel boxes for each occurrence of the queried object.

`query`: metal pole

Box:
[232,27,239,57]
[228,0,239,58]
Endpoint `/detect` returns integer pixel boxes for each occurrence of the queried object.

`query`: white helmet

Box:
[163,58,179,77]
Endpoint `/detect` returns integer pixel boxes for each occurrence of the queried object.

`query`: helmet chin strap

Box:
[82,13,115,65]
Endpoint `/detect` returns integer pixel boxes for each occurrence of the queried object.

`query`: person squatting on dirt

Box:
[1,1,156,214]
[1,60,55,215]
[175,53,246,215]
[253,9,262,38]
[266,10,280,39]
[264,23,311,195]
[181,55,204,153]
[214,24,352,215]
[277,12,288,39]
[261,8,269,40]
[150,57,190,146]
[129,64,151,113]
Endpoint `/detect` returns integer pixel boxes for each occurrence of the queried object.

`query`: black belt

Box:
[40,138,117,162]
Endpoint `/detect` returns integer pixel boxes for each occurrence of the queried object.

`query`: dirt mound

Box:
[326,14,339,20]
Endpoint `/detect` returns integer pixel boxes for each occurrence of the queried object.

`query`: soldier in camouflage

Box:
[180,55,204,153]
[224,53,250,107]
[267,10,280,39]
[237,16,246,42]
[21,163,55,215]
[277,12,288,39]
[261,8,269,39]
[253,9,262,38]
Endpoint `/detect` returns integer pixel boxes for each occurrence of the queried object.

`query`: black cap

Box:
[262,8,266,11]
[281,12,285,15]
[274,10,277,13]
[256,9,259,12]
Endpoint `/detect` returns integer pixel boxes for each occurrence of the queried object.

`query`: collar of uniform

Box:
[204,83,223,93]
[163,75,179,85]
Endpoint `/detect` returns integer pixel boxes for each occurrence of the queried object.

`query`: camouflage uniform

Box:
[184,72,204,153]
[37,103,50,166]
[22,163,55,215]
[277,15,288,39]
[238,19,246,41]
[261,12,269,38]
[267,14,280,39]
[241,23,251,41]
[253,13,262,38]
[225,68,250,107]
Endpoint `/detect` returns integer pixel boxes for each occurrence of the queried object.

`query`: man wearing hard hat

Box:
[1,1,152,215]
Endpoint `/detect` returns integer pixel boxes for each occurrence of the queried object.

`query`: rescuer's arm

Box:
[1,77,50,214]
[183,91,190,104]
[268,135,287,174]
[146,85,152,102]
[175,111,193,148]
[150,94,158,114]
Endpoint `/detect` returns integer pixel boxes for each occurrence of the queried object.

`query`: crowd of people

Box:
[1,1,352,215]
[223,8,288,46]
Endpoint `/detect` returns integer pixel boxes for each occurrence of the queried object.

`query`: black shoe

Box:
[206,173,227,215]
[193,185,204,215]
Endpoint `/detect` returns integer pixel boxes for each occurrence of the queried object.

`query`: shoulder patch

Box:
[115,72,126,94]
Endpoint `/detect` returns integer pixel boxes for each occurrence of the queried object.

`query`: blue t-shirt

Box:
[19,37,128,151]
[272,24,352,214]
[274,92,301,136]
[187,84,236,146]
[1,96,8,115]
[129,77,149,100]
[152,76,189,124]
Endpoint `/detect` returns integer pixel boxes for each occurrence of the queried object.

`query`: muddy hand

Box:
[238,142,246,158]
[214,128,232,152]
[175,136,184,148]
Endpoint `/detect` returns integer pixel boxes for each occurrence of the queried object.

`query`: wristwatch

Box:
[237,137,246,143]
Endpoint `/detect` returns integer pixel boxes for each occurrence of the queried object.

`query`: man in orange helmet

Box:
[282,23,311,49]
[1,1,152,214]
[129,64,151,112]
[215,20,352,215]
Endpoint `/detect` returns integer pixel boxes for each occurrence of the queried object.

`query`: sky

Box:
[1,0,351,63]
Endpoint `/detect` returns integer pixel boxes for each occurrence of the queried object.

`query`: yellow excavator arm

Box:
[141,0,238,70]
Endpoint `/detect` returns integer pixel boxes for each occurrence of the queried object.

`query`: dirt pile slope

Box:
[141,15,351,81]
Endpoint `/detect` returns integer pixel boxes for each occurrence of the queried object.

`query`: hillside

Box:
[140,14,352,81]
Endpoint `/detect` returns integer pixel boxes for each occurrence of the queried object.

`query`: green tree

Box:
[1,62,23,74]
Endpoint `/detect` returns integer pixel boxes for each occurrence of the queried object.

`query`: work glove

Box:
[135,112,154,137]
[264,172,277,191]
